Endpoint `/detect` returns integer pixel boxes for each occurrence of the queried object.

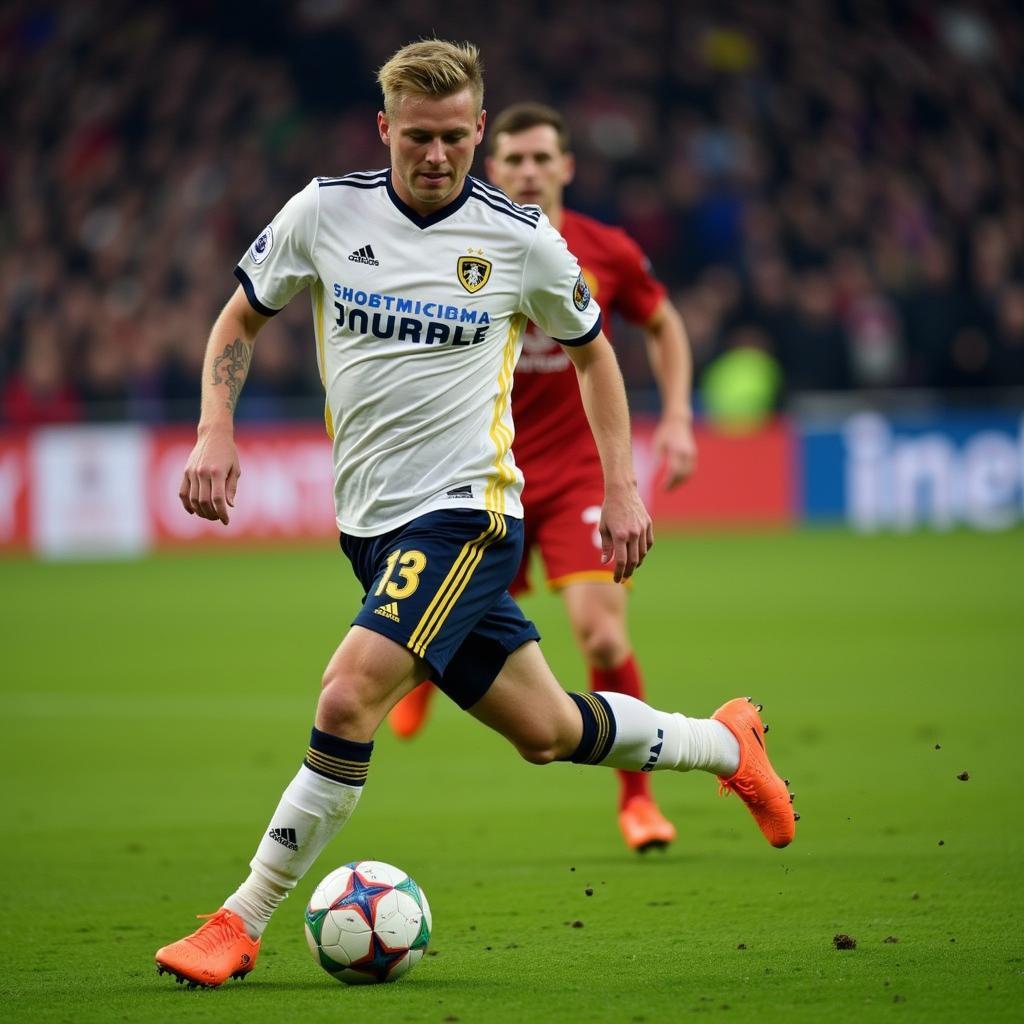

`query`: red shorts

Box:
[510,459,616,595]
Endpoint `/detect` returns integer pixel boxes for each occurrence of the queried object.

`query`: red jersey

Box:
[512,209,666,473]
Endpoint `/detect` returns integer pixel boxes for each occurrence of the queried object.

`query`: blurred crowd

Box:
[2,0,1023,427]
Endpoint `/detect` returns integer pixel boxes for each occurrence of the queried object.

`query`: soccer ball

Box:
[304,860,432,984]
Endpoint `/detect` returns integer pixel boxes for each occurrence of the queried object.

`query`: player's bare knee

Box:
[317,671,373,735]
[578,624,628,670]
[510,719,577,765]
[515,740,560,765]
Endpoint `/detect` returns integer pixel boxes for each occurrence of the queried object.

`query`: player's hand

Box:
[654,414,697,490]
[179,427,241,526]
[599,484,654,583]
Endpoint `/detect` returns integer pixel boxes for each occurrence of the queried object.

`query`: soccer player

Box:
[155,40,795,990]
[389,102,697,852]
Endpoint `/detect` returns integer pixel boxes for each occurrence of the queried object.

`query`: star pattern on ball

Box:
[347,931,409,982]
[329,869,393,929]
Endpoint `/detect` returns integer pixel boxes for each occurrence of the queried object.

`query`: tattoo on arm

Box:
[210,339,252,412]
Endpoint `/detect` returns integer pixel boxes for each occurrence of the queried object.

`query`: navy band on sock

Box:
[303,727,374,786]
[567,692,617,765]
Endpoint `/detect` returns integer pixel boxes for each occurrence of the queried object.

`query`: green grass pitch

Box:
[1,529,1022,1023]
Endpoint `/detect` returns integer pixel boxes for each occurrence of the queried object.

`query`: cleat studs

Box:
[176,976,183,984]
[784,779,790,786]
[755,703,763,712]
[789,793,795,802]
[794,812,801,821]
[744,696,753,702]
[763,723,770,733]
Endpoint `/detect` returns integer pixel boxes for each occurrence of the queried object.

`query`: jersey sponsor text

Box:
[333,283,491,346]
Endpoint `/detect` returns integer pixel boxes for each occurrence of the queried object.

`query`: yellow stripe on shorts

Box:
[407,512,507,658]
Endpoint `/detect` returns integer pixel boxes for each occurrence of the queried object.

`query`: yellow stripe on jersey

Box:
[485,315,523,514]
[407,512,507,658]
[311,282,335,439]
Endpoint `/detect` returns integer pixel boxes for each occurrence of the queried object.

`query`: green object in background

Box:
[1,530,1022,1023]
[702,345,782,432]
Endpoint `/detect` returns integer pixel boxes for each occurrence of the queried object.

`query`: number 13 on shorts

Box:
[375,549,427,599]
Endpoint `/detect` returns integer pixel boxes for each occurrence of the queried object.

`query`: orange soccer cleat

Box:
[388,681,437,739]
[618,795,678,852]
[155,908,260,989]
[712,697,796,849]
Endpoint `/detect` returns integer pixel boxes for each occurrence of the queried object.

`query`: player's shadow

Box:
[147,976,483,995]
[538,852,686,869]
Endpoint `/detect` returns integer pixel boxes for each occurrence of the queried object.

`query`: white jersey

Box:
[235,170,602,536]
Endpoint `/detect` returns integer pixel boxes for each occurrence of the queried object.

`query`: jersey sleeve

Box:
[520,214,603,346]
[611,230,667,325]
[234,179,319,316]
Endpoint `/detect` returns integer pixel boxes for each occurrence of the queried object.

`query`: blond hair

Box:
[377,39,484,117]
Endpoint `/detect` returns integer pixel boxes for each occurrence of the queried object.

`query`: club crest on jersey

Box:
[457,254,492,294]
[572,271,591,311]
[250,225,273,265]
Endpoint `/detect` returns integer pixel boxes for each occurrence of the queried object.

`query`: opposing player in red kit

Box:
[390,102,698,852]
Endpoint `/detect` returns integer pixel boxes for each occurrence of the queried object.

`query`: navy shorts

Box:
[339,509,540,709]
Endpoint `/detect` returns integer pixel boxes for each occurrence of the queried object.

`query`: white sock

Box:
[572,691,740,777]
[666,714,739,776]
[224,765,363,938]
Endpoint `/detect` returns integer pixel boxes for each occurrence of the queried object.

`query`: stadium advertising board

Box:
[2,410,1021,556]
[632,418,794,526]
[0,434,29,549]
[147,425,336,545]
[801,411,1024,531]
[33,425,151,558]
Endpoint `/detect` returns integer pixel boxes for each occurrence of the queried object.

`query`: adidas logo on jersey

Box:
[348,244,379,266]
[268,827,298,851]
[446,485,473,498]
[374,601,400,622]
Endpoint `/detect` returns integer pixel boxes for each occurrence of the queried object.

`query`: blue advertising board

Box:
[800,411,1024,531]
